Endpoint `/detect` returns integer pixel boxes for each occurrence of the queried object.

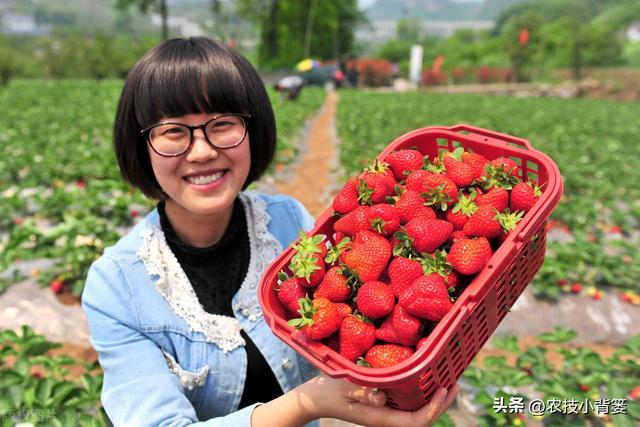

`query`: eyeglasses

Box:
[140,113,251,157]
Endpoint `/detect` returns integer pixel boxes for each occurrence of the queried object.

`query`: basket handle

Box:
[447,124,534,151]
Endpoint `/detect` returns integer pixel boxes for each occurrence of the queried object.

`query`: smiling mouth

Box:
[185,170,226,185]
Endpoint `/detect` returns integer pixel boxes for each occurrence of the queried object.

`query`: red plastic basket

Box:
[258,124,563,411]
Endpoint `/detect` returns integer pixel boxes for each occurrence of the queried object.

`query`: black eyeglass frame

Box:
[140,113,252,157]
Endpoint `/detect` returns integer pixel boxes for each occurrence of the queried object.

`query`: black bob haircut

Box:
[113,37,276,200]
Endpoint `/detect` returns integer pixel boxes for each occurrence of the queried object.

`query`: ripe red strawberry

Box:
[387,256,424,297]
[333,178,360,214]
[399,274,453,321]
[510,181,542,213]
[291,231,328,259]
[421,249,459,290]
[362,344,414,368]
[443,149,475,187]
[476,186,509,212]
[397,217,453,254]
[449,230,467,243]
[405,169,433,193]
[314,266,353,302]
[288,297,342,340]
[334,205,371,237]
[447,237,492,275]
[340,231,392,282]
[356,281,395,319]
[445,191,478,230]
[375,305,422,346]
[276,272,307,314]
[394,189,435,224]
[358,161,395,205]
[385,149,424,180]
[290,252,325,288]
[422,173,459,210]
[463,205,503,238]
[461,151,489,181]
[390,304,423,339]
[339,315,376,361]
[50,279,64,294]
[334,302,353,318]
[368,203,400,235]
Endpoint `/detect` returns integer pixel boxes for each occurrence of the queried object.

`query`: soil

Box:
[274,90,341,217]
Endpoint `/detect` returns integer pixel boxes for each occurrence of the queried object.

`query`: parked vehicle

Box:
[301,64,344,88]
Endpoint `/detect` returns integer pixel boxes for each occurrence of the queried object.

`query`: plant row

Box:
[0,81,325,297]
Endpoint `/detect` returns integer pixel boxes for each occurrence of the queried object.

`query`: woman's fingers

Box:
[439,383,460,413]
[345,385,387,407]
[423,387,448,420]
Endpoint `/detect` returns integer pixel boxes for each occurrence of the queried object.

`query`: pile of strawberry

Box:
[276,146,543,369]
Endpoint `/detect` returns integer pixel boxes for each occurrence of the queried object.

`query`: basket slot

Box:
[436,137,450,149]
[419,369,434,390]
[525,160,539,183]
[462,333,476,364]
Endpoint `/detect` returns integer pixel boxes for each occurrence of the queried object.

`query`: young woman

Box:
[82,37,458,427]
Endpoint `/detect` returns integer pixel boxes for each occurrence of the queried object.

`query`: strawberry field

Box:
[1,81,639,426]
[0,80,325,296]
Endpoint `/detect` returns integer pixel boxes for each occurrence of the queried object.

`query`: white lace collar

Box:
[136,191,283,352]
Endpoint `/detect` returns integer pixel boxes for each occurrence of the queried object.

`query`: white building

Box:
[627,22,640,42]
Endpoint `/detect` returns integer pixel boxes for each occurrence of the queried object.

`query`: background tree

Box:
[116,0,168,40]
[239,0,361,70]
[502,10,542,82]
[0,36,21,86]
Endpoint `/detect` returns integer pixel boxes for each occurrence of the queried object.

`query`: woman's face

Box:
[147,112,251,221]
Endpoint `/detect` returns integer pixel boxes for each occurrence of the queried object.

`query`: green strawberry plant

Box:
[463,327,640,426]
[0,326,106,426]
[0,81,326,298]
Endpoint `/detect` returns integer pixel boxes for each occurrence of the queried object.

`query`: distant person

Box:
[347,63,359,88]
[274,75,305,101]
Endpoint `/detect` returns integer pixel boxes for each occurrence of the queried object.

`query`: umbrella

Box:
[296,58,320,72]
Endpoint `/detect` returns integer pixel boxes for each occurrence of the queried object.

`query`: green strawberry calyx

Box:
[356,357,371,367]
[287,297,316,329]
[421,183,451,211]
[497,209,525,232]
[451,190,478,216]
[480,164,520,190]
[420,249,453,277]
[325,237,351,264]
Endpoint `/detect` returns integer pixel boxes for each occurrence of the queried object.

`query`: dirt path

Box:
[274,90,340,217]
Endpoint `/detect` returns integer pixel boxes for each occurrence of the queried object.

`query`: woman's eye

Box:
[162,127,187,136]
[211,121,233,128]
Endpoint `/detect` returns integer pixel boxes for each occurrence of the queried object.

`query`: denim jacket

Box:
[82,191,320,427]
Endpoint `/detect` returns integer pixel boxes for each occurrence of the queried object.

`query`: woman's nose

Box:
[186,129,219,161]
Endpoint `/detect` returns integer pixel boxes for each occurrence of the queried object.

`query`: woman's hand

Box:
[297,374,460,427]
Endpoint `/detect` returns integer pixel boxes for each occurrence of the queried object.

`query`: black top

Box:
[158,199,283,408]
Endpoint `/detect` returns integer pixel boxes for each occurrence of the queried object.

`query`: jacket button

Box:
[282,359,291,369]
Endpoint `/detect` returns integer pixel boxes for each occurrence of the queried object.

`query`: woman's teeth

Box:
[187,171,224,185]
